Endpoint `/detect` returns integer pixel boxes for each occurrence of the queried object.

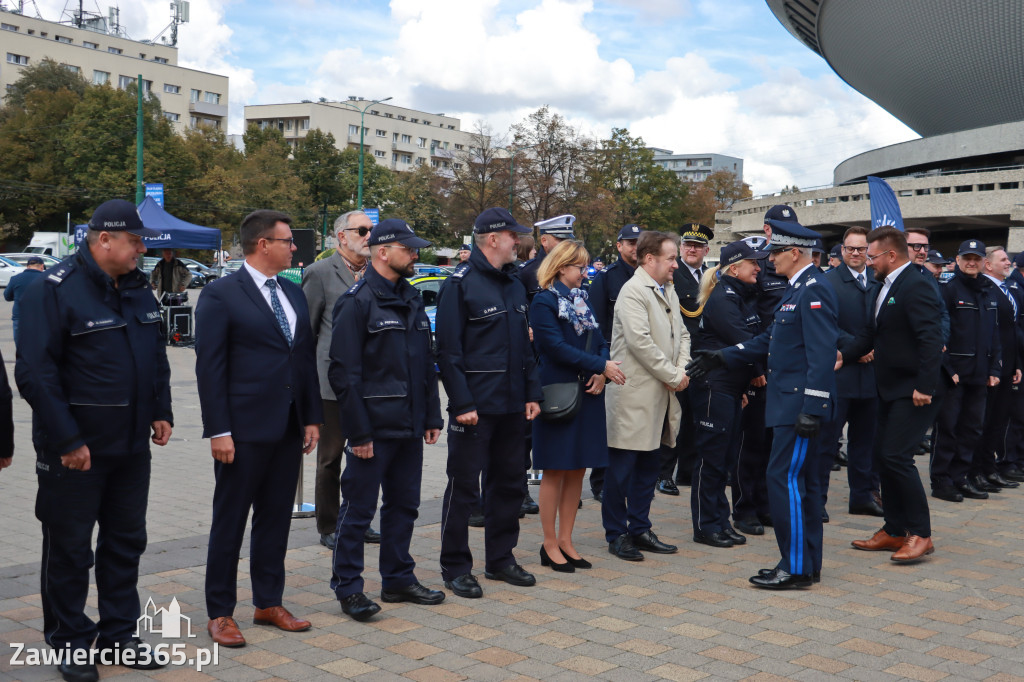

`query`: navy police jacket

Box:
[517,247,545,302]
[329,267,443,446]
[825,265,880,400]
[15,247,172,461]
[721,264,839,427]
[755,257,788,333]
[693,274,761,395]
[941,269,1002,385]
[436,247,542,415]
[588,259,634,333]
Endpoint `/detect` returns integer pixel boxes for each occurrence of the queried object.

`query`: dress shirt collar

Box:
[847,264,867,280]
[884,261,912,287]
[244,260,275,289]
[984,273,1005,287]
[788,263,815,286]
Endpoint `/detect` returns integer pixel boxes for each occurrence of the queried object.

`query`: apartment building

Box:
[651,149,744,183]
[0,8,228,133]
[245,99,486,173]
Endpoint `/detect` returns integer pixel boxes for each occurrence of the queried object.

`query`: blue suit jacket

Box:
[825,265,880,399]
[195,265,322,442]
[723,265,839,427]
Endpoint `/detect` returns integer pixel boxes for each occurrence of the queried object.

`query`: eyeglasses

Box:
[842,245,868,254]
[344,227,371,237]
[263,237,295,245]
[384,244,419,255]
[908,242,930,251]
[866,249,894,262]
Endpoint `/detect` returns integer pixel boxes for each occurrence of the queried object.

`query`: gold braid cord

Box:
[681,303,704,318]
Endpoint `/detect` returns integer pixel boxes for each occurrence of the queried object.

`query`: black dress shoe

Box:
[758,567,821,583]
[749,568,813,590]
[320,532,337,549]
[562,553,592,569]
[830,461,841,472]
[340,592,382,621]
[758,513,774,527]
[956,481,990,499]
[693,531,734,548]
[58,660,98,682]
[722,527,747,545]
[382,582,445,605]
[1000,467,1024,482]
[609,534,644,561]
[632,530,678,554]
[656,478,680,496]
[364,527,382,543]
[734,518,764,535]
[987,472,1019,488]
[849,499,884,516]
[540,546,574,573]
[970,474,1001,493]
[521,493,539,515]
[97,638,165,670]
[932,487,964,502]
[468,511,485,527]
[822,509,830,523]
[592,489,603,502]
[444,574,483,598]
[484,564,536,586]
[836,450,848,466]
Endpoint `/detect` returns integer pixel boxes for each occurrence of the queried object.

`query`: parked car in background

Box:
[0,256,26,287]
[1,253,62,268]
[407,273,446,366]
[178,258,219,287]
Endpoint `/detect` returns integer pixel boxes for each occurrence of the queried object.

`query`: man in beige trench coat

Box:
[603,230,691,561]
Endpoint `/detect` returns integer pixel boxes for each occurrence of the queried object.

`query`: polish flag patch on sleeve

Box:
[809,301,822,309]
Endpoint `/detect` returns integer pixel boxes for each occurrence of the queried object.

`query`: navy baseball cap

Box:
[26,256,45,266]
[88,199,161,237]
[617,224,643,241]
[957,239,985,257]
[764,219,822,251]
[811,238,826,255]
[368,218,431,248]
[458,243,471,252]
[681,223,713,245]
[1014,252,1024,268]
[474,207,531,234]
[764,204,799,224]
[829,244,842,258]
[720,240,768,266]
[926,249,950,265]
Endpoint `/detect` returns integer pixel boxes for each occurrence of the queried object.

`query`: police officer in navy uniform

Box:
[16,199,173,682]
[436,207,542,599]
[931,239,1002,501]
[689,240,765,548]
[688,219,839,589]
[518,214,576,302]
[660,223,712,496]
[328,219,446,621]
[732,206,797,536]
[587,223,643,500]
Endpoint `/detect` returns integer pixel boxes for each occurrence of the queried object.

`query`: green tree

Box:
[390,164,450,244]
[442,122,511,232]
[3,57,86,110]
[293,129,345,236]
[336,146,395,212]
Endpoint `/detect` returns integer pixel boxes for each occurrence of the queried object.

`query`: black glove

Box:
[685,349,725,381]
[794,413,821,439]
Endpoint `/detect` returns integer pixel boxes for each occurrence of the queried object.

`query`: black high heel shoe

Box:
[540,546,575,573]
[562,553,592,569]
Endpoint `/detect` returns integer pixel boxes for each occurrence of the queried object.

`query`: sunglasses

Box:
[344,227,371,237]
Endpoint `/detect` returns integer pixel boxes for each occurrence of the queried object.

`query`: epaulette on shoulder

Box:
[452,262,471,279]
[46,262,75,285]
[806,277,818,286]
[344,279,367,296]
[724,285,736,295]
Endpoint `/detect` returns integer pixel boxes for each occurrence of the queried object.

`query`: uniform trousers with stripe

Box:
[766,426,823,575]
[689,383,743,535]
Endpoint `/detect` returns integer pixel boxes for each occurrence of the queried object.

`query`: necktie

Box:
[694,268,702,284]
[1001,282,1018,316]
[857,273,866,290]
[266,279,293,346]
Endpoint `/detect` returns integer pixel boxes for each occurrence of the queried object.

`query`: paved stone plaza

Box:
[0,294,1022,681]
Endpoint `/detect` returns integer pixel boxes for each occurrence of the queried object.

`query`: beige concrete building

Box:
[245,99,486,173]
[0,8,228,133]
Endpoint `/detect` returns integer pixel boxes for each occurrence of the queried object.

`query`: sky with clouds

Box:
[32,0,918,194]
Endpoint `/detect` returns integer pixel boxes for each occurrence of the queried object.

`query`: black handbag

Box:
[539,330,594,423]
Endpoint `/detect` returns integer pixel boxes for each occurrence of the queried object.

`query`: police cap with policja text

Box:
[617,224,643,241]
[367,218,431,248]
[88,199,162,238]
[473,207,531,234]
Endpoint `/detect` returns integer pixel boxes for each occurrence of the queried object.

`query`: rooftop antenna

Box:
[150,0,188,46]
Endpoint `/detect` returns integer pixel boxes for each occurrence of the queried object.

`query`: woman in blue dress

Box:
[531,240,626,572]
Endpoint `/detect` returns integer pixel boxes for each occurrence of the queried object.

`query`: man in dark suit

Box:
[660,223,712,495]
[822,226,883,518]
[850,226,943,563]
[302,210,381,549]
[196,209,323,647]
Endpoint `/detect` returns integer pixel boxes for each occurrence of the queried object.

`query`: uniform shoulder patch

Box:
[47,262,74,285]
[806,277,818,286]
[452,263,471,279]
[344,280,367,296]
[724,285,736,295]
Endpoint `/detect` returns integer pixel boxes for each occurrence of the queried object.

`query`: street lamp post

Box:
[332,96,392,209]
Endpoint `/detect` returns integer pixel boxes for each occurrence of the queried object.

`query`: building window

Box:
[392,153,398,162]
[447,125,455,130]
[300,118,310,130]
[349,124,359,136]
[141,79,152,94]
[285,119,292,131]
[164,83,180,94]
[56,35,72,43]
[190,89,200,102]
[203,91,220,104]
[93,70,109,85]
[1,23,18,31]
[397,115,406,120]
[154,56,168,64]
[453,162,463,170]
[454,143,464,150]
[108,46,122,54]
[83,40,98,49]
[431,160,439,168]
[392,132,399,142]
[190,116,199,128]
[423,120,430,126]
[401,154,412,164]
[411,118,419,123]
[63,64,80,74]
[374,150,386,158]
[164,112,180,122]
[370,109,379,115]
[415,157,424,166]
[376,129,386,137]
[118,75,134,89]
[6,53,28,65]
[384,112,393,118]
[401,134,411,144]
[417,137,426,148]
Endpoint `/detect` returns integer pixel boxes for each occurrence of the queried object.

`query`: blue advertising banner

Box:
[867,176,904,232]
[145,183,165,207]
[363,208,380,226]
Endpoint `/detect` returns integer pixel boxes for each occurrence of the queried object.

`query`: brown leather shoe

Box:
[253,606,311,632]
[207,617,246,647]
[891,535,934,563]
[851,528,906,552]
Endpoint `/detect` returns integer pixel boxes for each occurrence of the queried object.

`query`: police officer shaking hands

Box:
[328,219,446,621]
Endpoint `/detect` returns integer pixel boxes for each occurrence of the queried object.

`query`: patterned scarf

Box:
[552,286,598,336]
